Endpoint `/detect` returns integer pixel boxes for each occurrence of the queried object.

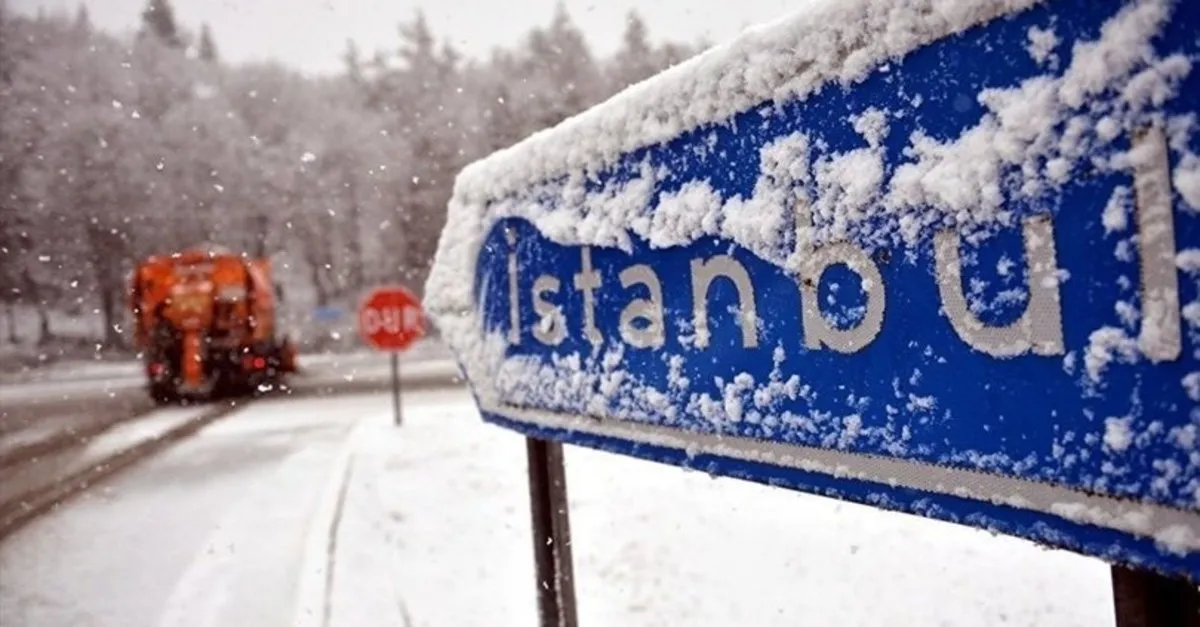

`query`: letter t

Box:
[574,247,604,346]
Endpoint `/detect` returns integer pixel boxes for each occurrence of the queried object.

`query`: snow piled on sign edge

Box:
[424,0,1047,399]
[454,0,1042,208]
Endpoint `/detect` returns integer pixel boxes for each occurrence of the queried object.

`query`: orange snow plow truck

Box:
[129,245,298,404]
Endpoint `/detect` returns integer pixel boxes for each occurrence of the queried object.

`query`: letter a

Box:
[934,215,1064,357]
[794,198,886,354]
[619,265,666,349]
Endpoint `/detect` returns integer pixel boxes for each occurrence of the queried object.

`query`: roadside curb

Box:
[292,413,375,627]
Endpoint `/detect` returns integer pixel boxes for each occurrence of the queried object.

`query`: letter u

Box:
[934,215,1064,357]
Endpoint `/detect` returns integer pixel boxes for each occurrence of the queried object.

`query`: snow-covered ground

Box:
[336,389,1116,627]
[0,386,1114,626]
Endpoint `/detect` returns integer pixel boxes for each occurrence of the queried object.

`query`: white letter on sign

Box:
[507,227,521,346]
[574,247,603,346]
[690,255,758,349]
[1132,125,1182,362]
[403,305,421,330]
[934,215,1064,358]
[794,198,886,354]
[383,308,403,333]
[362,310,380,334]
[532,275,567,346]
[619,264,666,349]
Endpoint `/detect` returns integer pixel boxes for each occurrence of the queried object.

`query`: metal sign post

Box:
[526,438,578,627]
[1112,566,1200,627]
[391,352,402,426]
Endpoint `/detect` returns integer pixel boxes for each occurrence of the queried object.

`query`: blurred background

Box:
[0,0,741,367]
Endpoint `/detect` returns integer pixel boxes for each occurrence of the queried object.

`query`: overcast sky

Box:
[13,0,801,75]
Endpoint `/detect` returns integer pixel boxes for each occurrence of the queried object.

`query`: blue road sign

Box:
[311,305,345,323]
[426,0,1200,579]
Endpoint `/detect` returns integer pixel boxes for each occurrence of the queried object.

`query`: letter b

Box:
[794,200,886,354]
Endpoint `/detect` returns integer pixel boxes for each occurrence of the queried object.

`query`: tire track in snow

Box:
[293,415,372,627]
[322,455,355,627]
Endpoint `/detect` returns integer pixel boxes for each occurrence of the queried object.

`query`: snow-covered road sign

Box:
[426,0,1200,580]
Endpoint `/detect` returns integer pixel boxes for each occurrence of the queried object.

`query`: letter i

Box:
[1132,125,1181,362]
[507,226,521,346]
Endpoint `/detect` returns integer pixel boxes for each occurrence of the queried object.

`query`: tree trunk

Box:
[252,213,269,258]
[20,268,51,346]
[298,210,335,306]
[346,206,364,290]
[85,222,127,349]
[344,172,365,291]
[99,284,123,348]
[388,195,409,285]
[3,301,18,345]
[308,260,330,308]
[36,303,50,347]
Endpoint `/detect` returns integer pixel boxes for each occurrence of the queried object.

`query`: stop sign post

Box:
[358,285,425,425]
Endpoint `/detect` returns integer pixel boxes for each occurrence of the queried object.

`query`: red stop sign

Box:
[358,285,425,351]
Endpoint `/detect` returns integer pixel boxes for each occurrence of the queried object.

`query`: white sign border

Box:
[481,399,1200,555]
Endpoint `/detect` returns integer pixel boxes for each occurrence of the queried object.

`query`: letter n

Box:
[690,256,758,349]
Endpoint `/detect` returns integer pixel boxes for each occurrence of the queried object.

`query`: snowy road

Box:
[1,387,1117,627]
[0,392,391,627]
[0,342,457,406]
[0,349,462,464]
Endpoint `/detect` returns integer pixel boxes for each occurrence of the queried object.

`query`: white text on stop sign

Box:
[362,306,419,335]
